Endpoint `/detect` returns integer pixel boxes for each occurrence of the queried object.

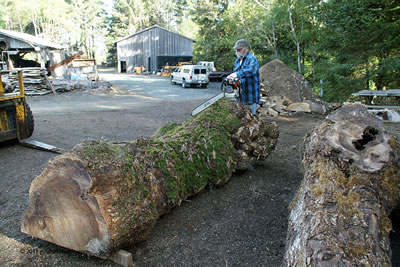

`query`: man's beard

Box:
[236,51,245,58]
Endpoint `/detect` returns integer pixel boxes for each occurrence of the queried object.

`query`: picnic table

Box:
[352,89,400,109]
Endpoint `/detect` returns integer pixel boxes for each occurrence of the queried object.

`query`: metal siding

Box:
[117,26,194,72]
[0,35,33,49]
[151,28,157,71]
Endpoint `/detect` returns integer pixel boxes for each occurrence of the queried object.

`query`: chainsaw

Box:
[191,77,242,116]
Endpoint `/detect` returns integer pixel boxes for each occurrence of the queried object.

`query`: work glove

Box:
[227,72,237,79]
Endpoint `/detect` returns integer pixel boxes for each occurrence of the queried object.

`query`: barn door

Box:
[120,61,126,73]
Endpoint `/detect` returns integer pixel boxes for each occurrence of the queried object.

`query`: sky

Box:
[102,0,114,15]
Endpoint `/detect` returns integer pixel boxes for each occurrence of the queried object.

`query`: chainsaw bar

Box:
[191,92,225,116]
[191,77,241,116]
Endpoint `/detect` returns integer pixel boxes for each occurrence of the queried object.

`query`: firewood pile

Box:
[7,67,53,95]
[2,68,112,95]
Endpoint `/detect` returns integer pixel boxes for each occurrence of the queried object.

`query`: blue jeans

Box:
[250,103,258,115]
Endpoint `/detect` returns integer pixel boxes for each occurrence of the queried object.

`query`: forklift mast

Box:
[0,70,33,142]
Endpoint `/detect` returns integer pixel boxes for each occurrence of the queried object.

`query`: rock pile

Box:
[258,59,327,116]
[51,79,112,94]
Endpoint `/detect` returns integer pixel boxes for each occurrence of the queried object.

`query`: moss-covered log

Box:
[21,100,279,258]
[284,104,400,266]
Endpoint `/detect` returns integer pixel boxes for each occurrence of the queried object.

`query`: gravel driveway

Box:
[1,70,399,266]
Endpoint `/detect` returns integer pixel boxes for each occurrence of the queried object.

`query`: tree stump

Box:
[21,99,279,258]
[284,104,400,266]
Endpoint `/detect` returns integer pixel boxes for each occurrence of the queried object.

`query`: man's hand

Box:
[227,72,237,79]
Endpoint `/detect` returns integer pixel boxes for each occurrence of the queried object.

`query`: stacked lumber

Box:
[8,68,52,95]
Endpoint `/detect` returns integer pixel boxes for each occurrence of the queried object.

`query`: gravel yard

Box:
[1,70,399,266]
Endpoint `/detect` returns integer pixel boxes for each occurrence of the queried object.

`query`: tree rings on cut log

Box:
[21,99,279,258]
[284,104,400,266]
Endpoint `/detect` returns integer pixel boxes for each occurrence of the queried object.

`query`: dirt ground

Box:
[1,82,399,266]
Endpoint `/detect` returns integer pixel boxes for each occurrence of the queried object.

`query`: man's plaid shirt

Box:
[233,52,261,105]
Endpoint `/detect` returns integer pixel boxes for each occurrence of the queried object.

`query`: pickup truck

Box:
[208,70,231,82]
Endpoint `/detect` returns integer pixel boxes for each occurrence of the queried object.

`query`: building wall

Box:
[117,26,193,73]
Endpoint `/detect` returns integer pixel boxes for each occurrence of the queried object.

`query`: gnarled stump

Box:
[21,99,279,258]
[284,104,400,266]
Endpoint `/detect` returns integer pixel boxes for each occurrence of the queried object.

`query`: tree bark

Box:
[284,104,400,266]
[21,100,279,258]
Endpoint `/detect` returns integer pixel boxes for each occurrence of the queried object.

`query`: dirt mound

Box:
[260,60,318,103]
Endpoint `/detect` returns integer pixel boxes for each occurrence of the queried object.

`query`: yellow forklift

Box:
[0,70,61,153]
[0,70,34,142]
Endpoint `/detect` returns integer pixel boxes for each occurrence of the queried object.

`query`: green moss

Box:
[381,167,400,203]
[145,99,239,203]
[347,241,370,261]
[152,122,180,139]
[390,136,399,149]
[308,157,365,219]
[335,191,361,218]
[380,215,393,234]
[79,141,152,207]
[80,141,123,160]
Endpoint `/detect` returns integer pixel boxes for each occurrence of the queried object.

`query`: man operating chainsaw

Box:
[227,39,261,115]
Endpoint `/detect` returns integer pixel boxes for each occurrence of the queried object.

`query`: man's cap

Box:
[233,39,250,50]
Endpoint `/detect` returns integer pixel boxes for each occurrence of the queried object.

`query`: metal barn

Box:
[115,25,194,73]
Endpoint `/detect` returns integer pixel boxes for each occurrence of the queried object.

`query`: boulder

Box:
[287,102,312,113]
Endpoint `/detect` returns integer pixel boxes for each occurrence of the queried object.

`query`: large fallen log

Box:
[284,104,400,266]
[21,99,279,258]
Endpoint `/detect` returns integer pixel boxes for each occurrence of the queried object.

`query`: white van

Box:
[170,65,209,88]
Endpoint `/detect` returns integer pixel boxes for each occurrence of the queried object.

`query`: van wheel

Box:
[201,84,208,89]
[170,76,176,85]
[182,80,188,88]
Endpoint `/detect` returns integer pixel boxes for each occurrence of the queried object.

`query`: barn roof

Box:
[114,25,195,44]
[0,29,64,50]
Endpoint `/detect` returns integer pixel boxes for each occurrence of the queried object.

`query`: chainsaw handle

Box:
[221,78,228,92]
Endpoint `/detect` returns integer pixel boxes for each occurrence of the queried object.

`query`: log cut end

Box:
[285,104,400,266]
[307,103,393,172]
[21,155,111,257]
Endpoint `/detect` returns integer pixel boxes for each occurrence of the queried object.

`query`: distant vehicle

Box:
[197,61,216,72]
[208,70,231,82]
[170,65,209,88]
